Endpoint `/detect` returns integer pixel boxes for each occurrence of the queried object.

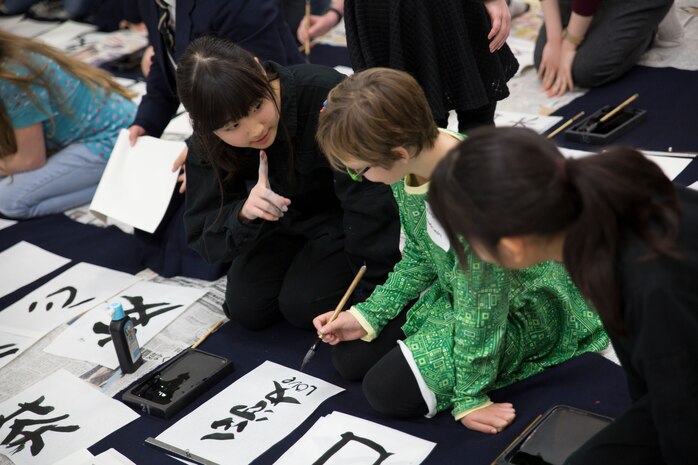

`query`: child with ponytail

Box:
[314,68,607,434]
[429,126,698,463]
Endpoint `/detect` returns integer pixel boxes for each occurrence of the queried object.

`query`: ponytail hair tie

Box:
[320,99,328,113]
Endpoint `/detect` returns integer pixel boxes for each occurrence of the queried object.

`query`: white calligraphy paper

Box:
[643,153,692,180]
[0,332,37,371]
[274,412,436,465]
[90,129,186,233]
[34,20,97,51]
[0,242,70,299]
[560,147,693,181]
[0,369,138,465]
[0,218,17,230]
[57,448,137,465]
[0,263,140,339]
[494,110,563,134]
[45,281,206,369]
[506,37,535,75]
[52,448,95,465]
[156,361,344,465]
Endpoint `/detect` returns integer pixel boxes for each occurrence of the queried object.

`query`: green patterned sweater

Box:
[349,177,608,419]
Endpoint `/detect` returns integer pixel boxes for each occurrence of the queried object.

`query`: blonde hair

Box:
[0,30,136,157]
[317,67,439,171]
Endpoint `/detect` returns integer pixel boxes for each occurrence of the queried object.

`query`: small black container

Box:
[109,302,143,374]
[565,105,646,145]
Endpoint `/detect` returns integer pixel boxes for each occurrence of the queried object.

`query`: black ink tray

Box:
[122,348,234,419]
[565,105,646,145]
[493,405,613,465]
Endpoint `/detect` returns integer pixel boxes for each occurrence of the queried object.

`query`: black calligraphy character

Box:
[28,286,95,312]
[201,400,273,441]
[0,396,79,456]
[265,381,301,407]
[0,343,19,359]
[201,381,302,441]
[312,432,394,465]
[510,116,539,129]
[92,296,183,346]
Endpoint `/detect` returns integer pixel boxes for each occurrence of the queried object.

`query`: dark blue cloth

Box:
[134,0,304,137]
[89,319,630,465]
[0,214,630,465]
[550,65,698,187]
[308,44,352,69]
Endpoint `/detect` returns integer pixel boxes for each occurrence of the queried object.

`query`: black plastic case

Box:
[122,348,233,419]
[565,106,646,145]
[492,405,613,465]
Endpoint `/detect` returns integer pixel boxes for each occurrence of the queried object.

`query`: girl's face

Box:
[213,97,280,149]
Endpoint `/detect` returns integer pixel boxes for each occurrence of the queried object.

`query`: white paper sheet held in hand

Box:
[0,369,138,465]
[155,361,344,465]
[0,263,140,339]
[45,281,206,369]
[275,412,436,465]
[0,242,70,300]
[90,129,186,233]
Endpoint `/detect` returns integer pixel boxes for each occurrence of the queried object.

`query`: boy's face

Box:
[343,159,405,185]
[213,98,280,150]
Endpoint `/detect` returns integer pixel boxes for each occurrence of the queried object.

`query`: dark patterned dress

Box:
[344,0,519,123]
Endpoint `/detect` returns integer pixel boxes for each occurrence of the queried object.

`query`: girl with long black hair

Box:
[429,126,698,464]
[176,36,400,331]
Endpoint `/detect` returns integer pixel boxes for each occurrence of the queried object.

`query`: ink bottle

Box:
[109,302,143,373]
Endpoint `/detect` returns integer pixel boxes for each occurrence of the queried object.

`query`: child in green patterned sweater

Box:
[313,67,608,435]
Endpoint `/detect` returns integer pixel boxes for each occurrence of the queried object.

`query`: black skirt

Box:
[345,0,519,122]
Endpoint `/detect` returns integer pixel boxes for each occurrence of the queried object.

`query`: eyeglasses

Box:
[345,166,369,182]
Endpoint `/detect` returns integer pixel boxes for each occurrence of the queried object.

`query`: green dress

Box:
[349,177,608,419]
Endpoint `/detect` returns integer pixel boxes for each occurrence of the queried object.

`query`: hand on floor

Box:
[461,402,516,434]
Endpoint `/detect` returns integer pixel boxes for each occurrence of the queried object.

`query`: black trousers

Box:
[435,100,497,134]
[331,306,429,418]
[565,396,666,465]
[223,228,354,330]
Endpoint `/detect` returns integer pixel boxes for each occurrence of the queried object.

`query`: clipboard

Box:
[492,405,613,465]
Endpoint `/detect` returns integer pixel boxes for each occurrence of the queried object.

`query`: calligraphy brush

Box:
[300,264,367,372]
[586,93,639,133]
[546,111,585,139]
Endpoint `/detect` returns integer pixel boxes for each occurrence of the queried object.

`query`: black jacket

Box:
[134,0,303,137]
[613,185,698,464]
[184,63,401,300]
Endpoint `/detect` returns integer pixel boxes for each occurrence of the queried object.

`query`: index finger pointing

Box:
[258,150,270,188]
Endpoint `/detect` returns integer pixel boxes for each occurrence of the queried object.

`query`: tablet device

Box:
[122,348,233,419]
[493,405,613,465]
